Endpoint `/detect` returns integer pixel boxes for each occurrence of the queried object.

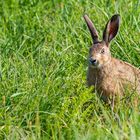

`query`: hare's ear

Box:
[84,14,99,44]
[103,14,120,44]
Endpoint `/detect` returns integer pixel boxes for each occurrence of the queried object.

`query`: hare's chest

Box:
[99,76,122,96]
[87,67,124,96]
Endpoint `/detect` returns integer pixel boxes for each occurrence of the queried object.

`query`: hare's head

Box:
[84,14,120,68]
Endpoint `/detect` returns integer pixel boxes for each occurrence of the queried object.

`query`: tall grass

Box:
[0,0,140,139]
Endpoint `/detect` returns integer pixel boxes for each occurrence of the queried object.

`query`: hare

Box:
[84,14,140,104]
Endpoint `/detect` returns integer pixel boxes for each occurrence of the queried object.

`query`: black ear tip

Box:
[83,13,88,16]
[111,14,120,22]
[83,14,88,20]
[114,14,120,17]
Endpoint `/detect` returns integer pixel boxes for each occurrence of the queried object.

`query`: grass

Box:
[0,0,140,139]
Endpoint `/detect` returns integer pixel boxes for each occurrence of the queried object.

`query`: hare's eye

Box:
[100,48,105,54]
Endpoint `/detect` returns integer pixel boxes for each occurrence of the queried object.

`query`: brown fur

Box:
[84,14,140,103]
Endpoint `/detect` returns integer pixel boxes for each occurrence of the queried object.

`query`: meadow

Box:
[0,0,140,139]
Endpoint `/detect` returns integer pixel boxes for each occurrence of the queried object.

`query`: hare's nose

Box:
[89,58,97,65]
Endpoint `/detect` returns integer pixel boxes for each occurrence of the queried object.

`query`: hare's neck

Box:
[103,57,112,67]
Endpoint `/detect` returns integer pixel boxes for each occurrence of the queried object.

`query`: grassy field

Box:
[0,0,140,139]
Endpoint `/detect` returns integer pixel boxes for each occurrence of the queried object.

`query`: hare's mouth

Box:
[89,60,100,68]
